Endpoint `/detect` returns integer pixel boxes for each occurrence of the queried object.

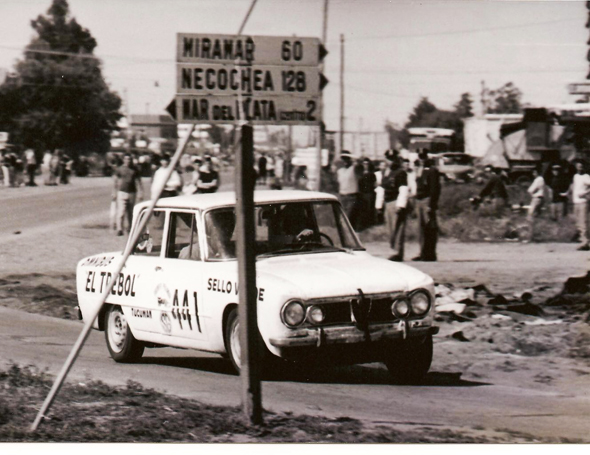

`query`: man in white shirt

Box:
[337,151,359,225]
[572,160,590,250]
[151,154,183,200]
[527,166,545,219]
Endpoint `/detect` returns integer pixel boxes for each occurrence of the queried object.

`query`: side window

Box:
[133,210,165,257]
[167,212,200,260]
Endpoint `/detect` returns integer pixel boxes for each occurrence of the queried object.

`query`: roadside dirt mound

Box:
[0,274,78,320]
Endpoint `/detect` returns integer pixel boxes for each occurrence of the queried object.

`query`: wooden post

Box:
[235,123,263,425]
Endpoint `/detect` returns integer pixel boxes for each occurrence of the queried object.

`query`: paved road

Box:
[0,170,235,236]
[1,305,589,441]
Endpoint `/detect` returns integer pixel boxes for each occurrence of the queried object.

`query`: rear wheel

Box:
[104,305,144,363]
[383,334,433,384]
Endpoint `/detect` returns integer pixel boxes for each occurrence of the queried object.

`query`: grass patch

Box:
[358,182,577,243]
[0,364,556,443]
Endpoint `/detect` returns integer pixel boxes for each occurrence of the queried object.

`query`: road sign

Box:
[177,33,327,67]
[568,82,590,95]
[177,63,322,97]
[168,95,320,125]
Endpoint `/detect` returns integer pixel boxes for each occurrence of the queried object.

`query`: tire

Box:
[104,305,144,363]
[225,308,242,373]
[383,334,433,385]
[224,308,286,376]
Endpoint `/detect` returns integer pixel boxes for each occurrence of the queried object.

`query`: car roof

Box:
[138,190,339,211]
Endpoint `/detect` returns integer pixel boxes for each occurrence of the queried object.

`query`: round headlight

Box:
[308,305,325,324]
[391,299,410,318]
[410,290,431,316]
[282,301,306,327]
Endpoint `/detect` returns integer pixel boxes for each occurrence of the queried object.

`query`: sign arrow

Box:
[319,43,328,63]
[319,73,329,91]
[165,99,177,120]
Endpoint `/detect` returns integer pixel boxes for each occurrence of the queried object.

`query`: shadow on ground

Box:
[138,355,489,387]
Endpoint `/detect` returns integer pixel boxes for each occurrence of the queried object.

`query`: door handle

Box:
[155,266,163,272]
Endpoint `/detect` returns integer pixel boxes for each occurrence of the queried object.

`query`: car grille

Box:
[305,293,405,326]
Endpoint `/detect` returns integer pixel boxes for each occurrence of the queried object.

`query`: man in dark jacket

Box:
[382,157,409,261]
[414,158,441,262]
[548,163,571,220]
[479,166,509,216]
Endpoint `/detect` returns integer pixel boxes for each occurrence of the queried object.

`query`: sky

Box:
[0,0,588,133]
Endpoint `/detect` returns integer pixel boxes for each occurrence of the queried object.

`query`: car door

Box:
[120,208,168,338]
[156,209,208,344]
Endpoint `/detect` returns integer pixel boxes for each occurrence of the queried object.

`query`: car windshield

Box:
[204,201,363,260]
[443,155,472,165]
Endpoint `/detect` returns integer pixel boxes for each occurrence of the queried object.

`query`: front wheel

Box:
[225,309,242,373]
[224,308,288,376]
[383,335,433,384]
[104,305,144,363]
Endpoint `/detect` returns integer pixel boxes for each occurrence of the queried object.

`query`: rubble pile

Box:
[433,273,590,360]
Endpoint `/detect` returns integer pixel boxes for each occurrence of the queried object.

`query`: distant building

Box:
[113,114,178,154]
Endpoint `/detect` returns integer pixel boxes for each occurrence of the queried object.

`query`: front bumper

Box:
[269,320,439,348]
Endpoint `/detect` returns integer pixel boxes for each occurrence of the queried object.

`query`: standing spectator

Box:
[1,150,11,187]
[526,165,546,242]
[337,151,359,226]
[42,150,52,185]
[527,165,546,219]
[548,164,570,220]
[479,166,509,216]
[258,153,268,185]
[274,153,284,180]
[197,155,219,193]
[294,165,308,190]
[357,158,377,230]
[151,154,182,199]
[24,148,37,187]
[113,153,144,236]
[267,154,275,177]
[571,160,590,251]
[48,150,60,186]
[374,161,387,224]
[13,152,24,187]
[382,157,409,261]
[403,158,416,211]
[59,152,73,184]
[414,158,441,262]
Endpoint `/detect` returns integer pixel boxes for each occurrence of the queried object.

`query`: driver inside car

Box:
[269,204,319,247]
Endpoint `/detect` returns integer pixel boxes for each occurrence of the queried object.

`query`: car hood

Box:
[257,251,432,300]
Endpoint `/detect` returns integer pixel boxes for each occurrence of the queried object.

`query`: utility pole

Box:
[124,88,132,153]
[316,0,329,190]
[339,33,345,158]
[480,80,487,116]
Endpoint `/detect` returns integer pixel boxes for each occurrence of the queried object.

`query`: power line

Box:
[328,16,580,43]
[327,67,585,76]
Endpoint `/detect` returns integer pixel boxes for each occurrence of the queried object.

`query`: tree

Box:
[485,82,523,114]
[388,96,470,151]
[454,92,473,118]
[0,0,122,157]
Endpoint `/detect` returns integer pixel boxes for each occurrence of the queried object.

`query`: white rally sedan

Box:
[76,190,438,383]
